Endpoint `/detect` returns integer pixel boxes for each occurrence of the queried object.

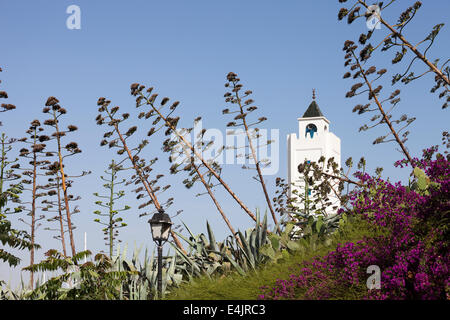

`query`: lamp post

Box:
[148,208,172,298]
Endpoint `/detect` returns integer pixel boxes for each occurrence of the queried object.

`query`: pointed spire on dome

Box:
[302,89,324,118]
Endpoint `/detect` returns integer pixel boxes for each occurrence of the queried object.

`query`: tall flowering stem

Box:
[223,72,280,233]
[42,96,87,257]
[96,97,186,254]
[132,84,259,225]
[343,40,415,166]
[338,0,449,109]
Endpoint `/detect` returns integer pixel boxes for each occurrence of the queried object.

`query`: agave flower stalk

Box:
[0,134,21,215]
[96,97,186,254]
[0,66,20,214]
[0,66,16,116]
[93,160,130,258]
[356,0,449,85]
[0,67,35,268]
[43,172,83,256]
[131,84,259,225]
[191,159,243,247]
[164,117,243,246]
[16,120,51,288]
[42,96,87,257]
[338,1,449,109]
[41,166,67,256]
[223,72,280,233]
[343,41,414,166]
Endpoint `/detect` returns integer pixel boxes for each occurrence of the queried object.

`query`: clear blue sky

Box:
[1,0,448,288]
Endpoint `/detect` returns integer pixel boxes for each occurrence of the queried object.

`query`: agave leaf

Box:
[255,208,260,240]
[249,229,257,261]
[181,221,197,241]
[272,214,282,233]
[114,243,121,260]
[238,231,255,269]
[255,226,261,253]
[168,252,176,277]
[223,253,246,276]
[206,221,217,252]
[147,247,156,283]
[173,230,196,249]
[169,242,201,275]
[206,262,221,276]
[171,273,183,285]
[261,210,268,244]
[208,252,220,262]
[199,234,209,254]
[132,242,143,265]
[122,260,137,272]
[122,243,128,261]
[142,247,149,276]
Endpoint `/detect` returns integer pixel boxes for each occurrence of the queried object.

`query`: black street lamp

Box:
[148,208,172,298]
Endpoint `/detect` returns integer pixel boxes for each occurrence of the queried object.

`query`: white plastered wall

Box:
[287,116,341,216]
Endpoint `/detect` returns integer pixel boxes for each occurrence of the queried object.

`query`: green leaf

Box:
[259,244,275,260]
[223,253,246,276]
[268,234,280,251]
[315,216,324,234]
[237,231,255,269]
[286,239,301,251]
[206,221,216,252]
[413,167,427,179]
[284,222,295,235]
[88,270,99,278]
[417,176,428,191]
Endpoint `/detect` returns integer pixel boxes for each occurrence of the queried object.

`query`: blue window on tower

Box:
[305,123,317,138]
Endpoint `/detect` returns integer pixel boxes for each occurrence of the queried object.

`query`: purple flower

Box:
[259,146,449,300]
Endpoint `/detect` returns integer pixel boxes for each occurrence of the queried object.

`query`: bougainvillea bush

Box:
[259,145,449,300]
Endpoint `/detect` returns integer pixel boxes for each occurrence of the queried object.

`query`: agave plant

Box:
[0,269,58,300]
[112,243,183,300]
[0,278,30,300]
[222,209,271,274]
[170,221,227,279]
[170,209,284,277]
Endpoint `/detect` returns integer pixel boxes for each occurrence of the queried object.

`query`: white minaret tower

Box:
[287,90,341,216]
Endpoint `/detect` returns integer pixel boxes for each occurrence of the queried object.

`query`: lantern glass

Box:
[151,222,171,242]
[149,210,172,244]
[160,223,171,241]
[151,223,163,241]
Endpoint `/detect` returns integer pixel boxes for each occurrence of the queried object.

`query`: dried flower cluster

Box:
[337,0,448,109]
